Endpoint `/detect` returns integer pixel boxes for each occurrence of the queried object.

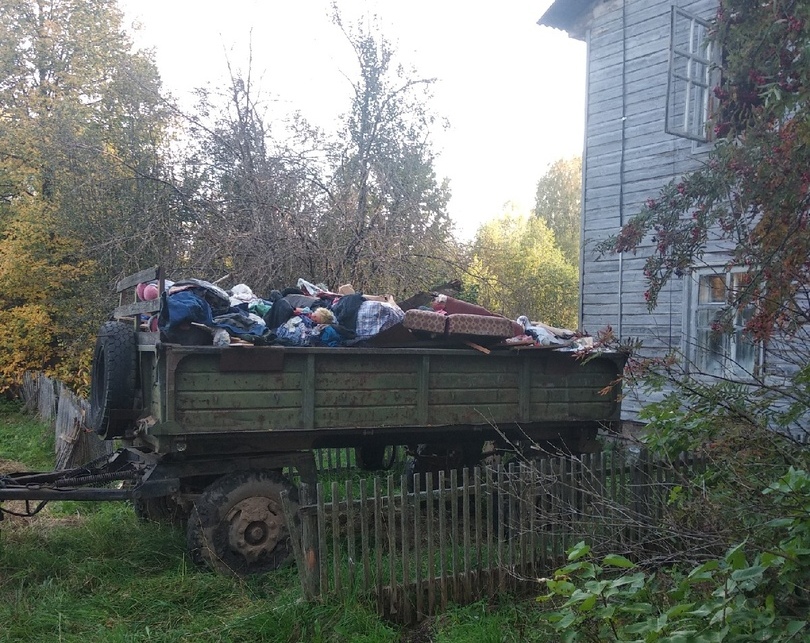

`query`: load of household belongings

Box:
[134,275,590,351]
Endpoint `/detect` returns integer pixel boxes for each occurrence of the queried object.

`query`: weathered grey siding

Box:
[576,0,718,416]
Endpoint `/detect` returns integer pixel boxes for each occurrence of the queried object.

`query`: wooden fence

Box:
[282,451,705,623]
[19,372,112,470]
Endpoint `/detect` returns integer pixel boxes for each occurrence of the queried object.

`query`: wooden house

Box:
[536,0,785,418]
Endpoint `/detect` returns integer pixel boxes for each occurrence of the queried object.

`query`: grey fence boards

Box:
[19,372,113,469]
[283,452,704,624]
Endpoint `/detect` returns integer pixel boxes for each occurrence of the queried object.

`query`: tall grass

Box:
[0,405,554,642]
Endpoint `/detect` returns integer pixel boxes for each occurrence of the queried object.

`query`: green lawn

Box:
[0,402,555,643]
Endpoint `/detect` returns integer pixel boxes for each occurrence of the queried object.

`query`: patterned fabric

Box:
[403,309,447,334]
[446,313,515,338]
[353,300,406,341]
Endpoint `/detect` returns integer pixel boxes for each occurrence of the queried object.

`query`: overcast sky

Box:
[118,0,585,239]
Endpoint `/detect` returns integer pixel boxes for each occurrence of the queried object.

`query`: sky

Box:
[118,0,585,239]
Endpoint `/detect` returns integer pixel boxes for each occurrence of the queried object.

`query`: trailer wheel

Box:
[89,321,137,439]
[187,470,298,576]
[355,445,396,471]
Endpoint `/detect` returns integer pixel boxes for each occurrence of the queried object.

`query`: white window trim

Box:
[683,268,763,380]
[666,6,719,144]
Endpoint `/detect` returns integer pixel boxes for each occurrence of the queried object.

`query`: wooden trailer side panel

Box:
[143,346,623,442]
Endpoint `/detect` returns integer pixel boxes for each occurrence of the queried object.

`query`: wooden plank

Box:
[219,347,285,372]
[519,464,528,577]
[540,458,549,570]
[116,266,160,292]
[417,356,430,425]
[462,468,471,601]
[173,408,301,431]
[302,354,315,431]
[387,475,397,616]
[113,299,161,319]
[317,483,328,593]
[374,477,383,609]
[528,462,537,578]
[428,388,520,405]
[450,469,459,602]
[508,462,516,588]
[426,471,435,616]
[346,480,356,591]
[474,467,483,595]
[413,473,423,619]
[299,482,320,597]
[400,474,411,624]
[175,390,302,410]
[331,481,341,595]
[497,465,506,593]
[486,466,494,597]
[176,370,303,390]
[281,490,308,597]
[438,470,448,612]
[315,373,418,390]
[429,373,520,388]
[313,406,417,428]
[360,481,371,591]
[315,389,418,408]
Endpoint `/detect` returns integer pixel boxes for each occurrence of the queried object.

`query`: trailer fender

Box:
[89,321,137,439]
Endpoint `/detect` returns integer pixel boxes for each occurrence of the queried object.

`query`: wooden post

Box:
[486,466,495,596]
[438,470,448,612]
[474,466,483,594]
[360,480,371,591]
[345,479,356,591]
[374,477,383,609]
[400,473,411,623]
[462,467,472,601]
[331,481,341,595]
[317,483,328,594]
[414,472,423,619]
[426,471,435,616]
[387,474,397,616]
[450,468,459,602]
[298,482,320,598]
[497,465,506,593]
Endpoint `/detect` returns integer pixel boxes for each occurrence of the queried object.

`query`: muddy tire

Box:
[89,321,137,439]
[187,470,298,576]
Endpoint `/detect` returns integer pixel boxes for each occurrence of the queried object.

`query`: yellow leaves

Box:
[469,209,579,327]
[0,304,54,393]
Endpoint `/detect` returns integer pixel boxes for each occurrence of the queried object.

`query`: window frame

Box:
[665,6,720,144]
[684,268,762,379]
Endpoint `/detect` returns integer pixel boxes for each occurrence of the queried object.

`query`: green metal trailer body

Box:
[132,341,625,457]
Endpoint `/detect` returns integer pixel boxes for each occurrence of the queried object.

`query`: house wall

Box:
[578,0,719,416]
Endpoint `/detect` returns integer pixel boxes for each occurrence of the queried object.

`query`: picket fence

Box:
[281,451,705,623]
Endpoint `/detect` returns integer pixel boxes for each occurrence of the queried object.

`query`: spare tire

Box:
[89,320,137,439]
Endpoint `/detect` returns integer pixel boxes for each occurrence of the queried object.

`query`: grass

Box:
[0,404,557,643]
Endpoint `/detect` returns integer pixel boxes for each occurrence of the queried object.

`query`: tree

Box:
[316,8,457,296]
[533,156,582,267]
[182,13,459,298]
[468,205,578,328]
[0,0,179,391]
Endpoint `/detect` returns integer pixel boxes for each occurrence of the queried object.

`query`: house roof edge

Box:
[538,0,599,40]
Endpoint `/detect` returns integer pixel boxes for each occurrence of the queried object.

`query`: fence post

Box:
[298,482,320,598]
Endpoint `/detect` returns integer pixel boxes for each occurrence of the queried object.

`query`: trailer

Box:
[0,267,626,576]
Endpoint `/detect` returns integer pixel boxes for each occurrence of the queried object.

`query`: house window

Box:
[691,271,759,377]
[666,7,718,143]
